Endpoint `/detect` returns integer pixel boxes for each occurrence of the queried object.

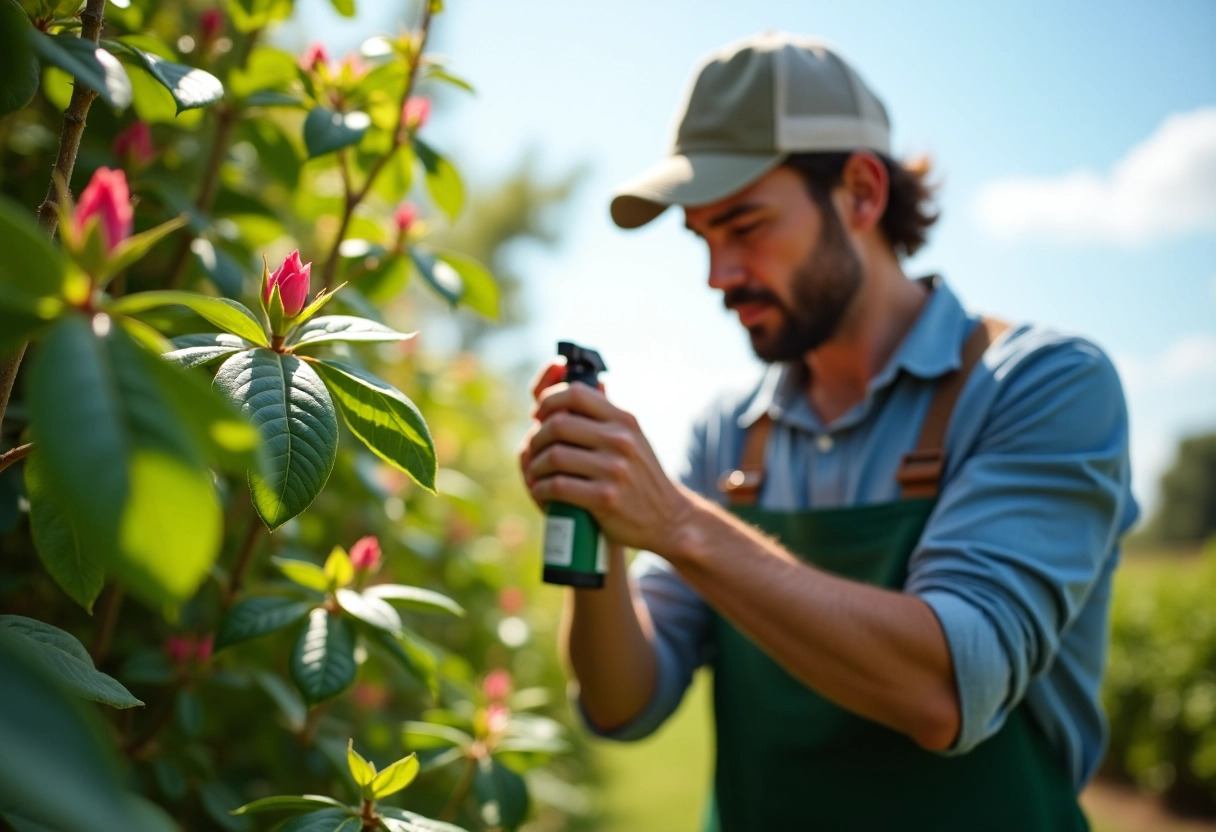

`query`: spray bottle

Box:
[542,341,607,589]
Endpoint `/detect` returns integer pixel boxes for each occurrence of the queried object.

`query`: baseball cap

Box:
[610,32,891,229]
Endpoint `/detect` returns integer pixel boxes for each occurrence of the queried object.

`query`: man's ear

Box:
[836,151,888,233]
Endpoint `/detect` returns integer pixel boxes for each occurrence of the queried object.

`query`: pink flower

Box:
[393,202,417,235]
[403,96,430,131]
[498,587,525,616]
[483,669,512,703]
[340,53,368,79]
[299,42,330,71]
[164,635,194,665]
[74,167,133,255]
[264,250,311,316]
[113,121,155,166]
[349,535,381,571]
[199,8,224,41]
[486,702,510,734]
[195,634,213,663]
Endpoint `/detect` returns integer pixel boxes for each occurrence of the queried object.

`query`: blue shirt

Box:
[580,279,1139,790]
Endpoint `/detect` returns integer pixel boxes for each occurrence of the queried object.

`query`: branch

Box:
[223,510,265,607]
[0,442,34,474]
[0,0,107,430]
[319,2,434,290]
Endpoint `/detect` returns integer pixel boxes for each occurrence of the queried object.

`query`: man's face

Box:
[684,166,863,363]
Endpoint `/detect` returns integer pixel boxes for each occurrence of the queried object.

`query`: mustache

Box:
[723,287,782,311]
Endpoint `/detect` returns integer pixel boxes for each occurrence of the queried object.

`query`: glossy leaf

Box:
[379,807,470,832]
[164,333,250,369]
[336,588,401,634]
[401,721,473,751]
[413,138,464,221]
[102,215,189,282]
[125,48,222,112]
[30,33,132,110]
[0,195,71,350]
[347,740,376,787]
[0,0,39,117]
[24,454,103,613]
[290,608,356,704]
[0,615,141,708]
[215,596,314,650]
[278,808,360,832]
[287,315,416,350]
[324,546,354,589]
[365,627,438,696]
[364,584,464,617]
[214,350,339,529]
[231,795,348,815]
[304,106,371,158]
[242,89,306,108]
[28,317,221,607]
[250,668,307,732]
[109,290,269,346]
[312,358,435,491]
[190,239,247,298]
[272,556,330,593]
[473,756,529,831]
[370,753,419,799]
[225,0,293,33]
[434,250,498,319]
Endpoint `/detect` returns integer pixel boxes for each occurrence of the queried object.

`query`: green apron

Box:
[702,317,1089,831]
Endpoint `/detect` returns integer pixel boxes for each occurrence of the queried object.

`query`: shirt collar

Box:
[738,276,975,430]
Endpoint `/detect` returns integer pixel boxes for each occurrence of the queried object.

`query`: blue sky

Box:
[291,0,1216,516]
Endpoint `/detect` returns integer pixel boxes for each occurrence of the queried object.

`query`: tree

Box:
[1146,431,1216,545]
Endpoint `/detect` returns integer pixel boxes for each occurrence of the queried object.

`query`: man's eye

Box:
[733,222,762,238]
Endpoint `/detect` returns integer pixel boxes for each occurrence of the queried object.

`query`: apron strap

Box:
[719,316,1010,506]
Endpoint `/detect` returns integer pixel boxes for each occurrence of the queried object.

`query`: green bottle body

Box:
[542,501,606,588]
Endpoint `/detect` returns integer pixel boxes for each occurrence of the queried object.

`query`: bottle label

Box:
[543,516,576,567]
[595,535,607,574]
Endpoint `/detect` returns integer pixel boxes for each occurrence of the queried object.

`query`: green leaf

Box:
[197,781,255,832]
[287,315,415,350]
[242,89,306,108]
[312,358,435,491]
[0,0,39,117]
[30,33,132,110]
[324,546,354,589]
[191,239,247,298]
[434,251,498,319]
[164,332,250,369]
[175,688,203,736]
[328,0,355,16]
[304,106,371,158]
[0,195,71,350]
[370,753,419,799]
[379,807,470,832]
[365,627,438,697]
[215,596,313,650]
[108,290,270,347]
[278,808,360,832]
[0,615,141,708]
[0,634,152,832]
[364,584,464,617]
[101,215,188,282]
[347,739,376,788]
[422,67,474,95]
[272,556,330,593]
[118,316,175,354]
[290,608,356,704]
[413,138,464,221]
[214,350,339,530]
[231,795,348,815]
[27,317,222,607]
[249,669,307,732]
[473,756,529,831]
[401,721,473,752]
[336,587,401,634]
[225,0,293,33]
[123,48,223,112]
[287,282,344,330]
[24,454,104,613]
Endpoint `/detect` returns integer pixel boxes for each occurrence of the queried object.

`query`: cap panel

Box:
[674,46,775,154]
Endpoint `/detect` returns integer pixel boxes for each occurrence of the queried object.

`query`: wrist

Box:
[664,487,716,568]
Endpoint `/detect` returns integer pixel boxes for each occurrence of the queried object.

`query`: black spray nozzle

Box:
[557,341,606,386]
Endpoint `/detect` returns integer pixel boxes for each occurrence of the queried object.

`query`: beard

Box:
[724,207,863,363]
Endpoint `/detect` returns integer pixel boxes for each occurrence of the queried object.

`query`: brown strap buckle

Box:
[718,469,764,505]
[896,448,945,499]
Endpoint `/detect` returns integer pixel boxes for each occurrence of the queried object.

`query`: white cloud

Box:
[974,107,1216,245]
[1114,332,1216,392]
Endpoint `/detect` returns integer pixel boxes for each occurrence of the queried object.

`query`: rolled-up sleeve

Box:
[906,336,1136,755]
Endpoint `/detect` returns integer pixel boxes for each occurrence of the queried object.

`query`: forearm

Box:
[669,492,960,750]
[560,542,658,733]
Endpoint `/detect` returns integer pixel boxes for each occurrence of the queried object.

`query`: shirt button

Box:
[816,434,834,453]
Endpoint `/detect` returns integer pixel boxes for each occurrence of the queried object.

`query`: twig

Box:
[223,511,265,607]
[0,0,107,430]
[0,442,32,474]
[319,2,434,290]
[88,583,124,664]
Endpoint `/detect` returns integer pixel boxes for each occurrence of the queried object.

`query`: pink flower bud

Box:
[195,634,214,663]
[199,8,224,41]
[393,202,417,235]
[486,702,510,734]
[164,635,193,665]
[264,249,311,316]
[299,42,330,71]
[74,167,133,255]
[349,536,381,571]
[113,121,155,167]
[403,97,430,131]
[482,669,512,703]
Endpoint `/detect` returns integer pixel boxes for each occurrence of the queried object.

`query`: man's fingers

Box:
[530,473,605,511]
[529,412,614,456]
[534,381,618,424]
[529,443,622,483]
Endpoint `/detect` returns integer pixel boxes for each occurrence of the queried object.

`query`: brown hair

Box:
[783,152,939,257]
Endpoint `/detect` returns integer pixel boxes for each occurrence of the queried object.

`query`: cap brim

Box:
[609,152,785,229]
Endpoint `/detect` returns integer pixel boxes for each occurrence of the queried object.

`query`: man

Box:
[520,32,1137,831]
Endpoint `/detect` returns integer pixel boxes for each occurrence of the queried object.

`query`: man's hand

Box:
[520,373,696,556]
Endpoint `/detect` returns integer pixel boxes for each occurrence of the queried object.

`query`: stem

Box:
[0,442,33,474]
[89,583,125,664]
[223,511,265,607]
[439,755,477,823]
[360,798,377,830]
[319,3,434,290]
[163,29,262,290]
[0,0,107,429]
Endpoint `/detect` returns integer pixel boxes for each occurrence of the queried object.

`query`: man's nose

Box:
[707,250,746,292]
